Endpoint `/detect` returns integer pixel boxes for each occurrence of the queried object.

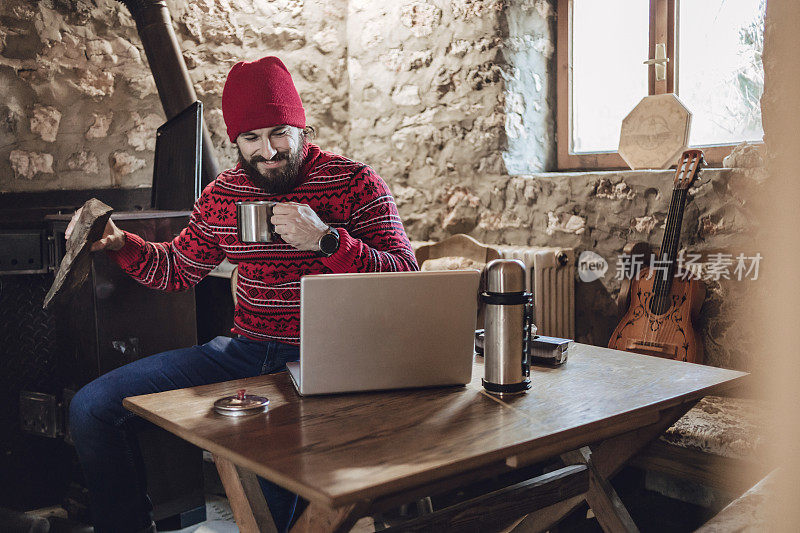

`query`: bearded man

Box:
[66,56,418,533]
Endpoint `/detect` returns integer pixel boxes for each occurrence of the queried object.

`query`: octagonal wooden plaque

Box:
[618,94,692,170]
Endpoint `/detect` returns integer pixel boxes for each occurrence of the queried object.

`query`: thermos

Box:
[481,259,533,396]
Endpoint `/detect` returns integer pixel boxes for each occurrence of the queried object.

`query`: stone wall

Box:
[0,0,349,193]
[0,0,766,372]
[347,0,556,241]
[346,0,763,371]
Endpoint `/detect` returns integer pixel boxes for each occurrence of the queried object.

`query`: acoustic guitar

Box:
[608,149,706,363]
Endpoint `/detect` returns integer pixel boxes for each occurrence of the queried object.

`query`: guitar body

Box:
[609,266,705,363]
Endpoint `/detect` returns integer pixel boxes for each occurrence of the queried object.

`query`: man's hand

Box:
[271,202,328,251]
[65,207,127,252]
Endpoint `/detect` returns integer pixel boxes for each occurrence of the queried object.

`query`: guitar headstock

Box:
[673,149,706,190]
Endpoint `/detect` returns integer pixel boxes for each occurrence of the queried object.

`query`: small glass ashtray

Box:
[213,389,269,417]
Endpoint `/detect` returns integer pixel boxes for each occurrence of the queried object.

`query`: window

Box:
[556,0,766,170]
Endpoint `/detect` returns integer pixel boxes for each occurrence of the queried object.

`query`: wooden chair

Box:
[415,233,501,268]
[231,265,238,306]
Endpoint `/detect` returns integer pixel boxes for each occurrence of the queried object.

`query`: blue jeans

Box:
[69,336,302,533]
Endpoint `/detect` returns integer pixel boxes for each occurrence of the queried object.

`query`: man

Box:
[67,56,418,533]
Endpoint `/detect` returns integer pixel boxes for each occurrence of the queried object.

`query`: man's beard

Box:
[237,138,307,195]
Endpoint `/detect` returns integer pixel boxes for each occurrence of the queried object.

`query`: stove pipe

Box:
[117,0,220,188]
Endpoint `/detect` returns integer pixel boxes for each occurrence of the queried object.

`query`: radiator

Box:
[495,246,576,339]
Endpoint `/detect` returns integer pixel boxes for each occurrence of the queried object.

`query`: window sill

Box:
[511,167,731,180]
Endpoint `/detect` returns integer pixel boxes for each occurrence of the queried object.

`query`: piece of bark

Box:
[43,198,114,310]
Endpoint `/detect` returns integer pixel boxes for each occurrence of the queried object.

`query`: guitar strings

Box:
[645,153,693,346]
[645,180,674,344]
[661,161,691,309]
[647,187,679,345]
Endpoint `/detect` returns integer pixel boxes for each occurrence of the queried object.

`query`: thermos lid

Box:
[213,389,269,417]
[485,259,526,293]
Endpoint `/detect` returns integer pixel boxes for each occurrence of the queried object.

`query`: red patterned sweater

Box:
[108,144,419,344]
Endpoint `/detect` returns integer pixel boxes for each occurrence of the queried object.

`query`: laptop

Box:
[286,270,480,395]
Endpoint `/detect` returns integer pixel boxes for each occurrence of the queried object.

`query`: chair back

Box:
[415,234,501,266]
[230,266,238,306]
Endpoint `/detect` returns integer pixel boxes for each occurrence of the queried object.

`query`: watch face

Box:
[320,231,339,255]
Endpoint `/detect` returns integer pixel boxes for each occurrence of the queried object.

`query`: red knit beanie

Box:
[222,56,306,143]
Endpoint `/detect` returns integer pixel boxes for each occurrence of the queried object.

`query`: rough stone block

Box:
[466,62,504,90]
[109,151,146,182]
[441,186,481,233]
[449,39,471,58]
[111,36,142,64]
[182,0,243,45]
[595,178,636,200]
[85,112,113,139]
[450,0,506,20]
[698,216,727,239]
[60,32,85,61]
[312,26,340,54]
[400,2,442,38]
[0,104,24,134]
[126,75,157,98]
[30,104,62,142]
[126,112,163,151]
[391,85,421,106]
[632,215,658,234]
[70,68,115,98]
[1,15,44,60]
[722,141,764,169]
[66,150,100,174]
[9,150,54,180]
[86,39,117,66]
[195,74,226,98]
[546,212,586,235]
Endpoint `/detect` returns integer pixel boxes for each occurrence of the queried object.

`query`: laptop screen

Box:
[151,101,203,211]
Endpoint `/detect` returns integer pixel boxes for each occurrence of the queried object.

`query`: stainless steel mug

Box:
[236,201,277,243]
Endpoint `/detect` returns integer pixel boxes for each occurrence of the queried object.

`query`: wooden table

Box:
[123,343,746,532]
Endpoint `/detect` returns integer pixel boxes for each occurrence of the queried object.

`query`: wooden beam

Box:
[507,495,586,533]
[290,501,369,533]
[381,465,589,532]
[366,460,516,516]
[589,402,697,479]
[505,409,660,469]
[213,454,278,533]
[562,447,639,533]
[630,440,770,494]
[649,0,670,95]
[506,402,699,532]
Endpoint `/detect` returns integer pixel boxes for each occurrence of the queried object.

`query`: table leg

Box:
[562,447,638,533]
[212,454,278,533]
[289,501,369,533]
[544,401,698,532]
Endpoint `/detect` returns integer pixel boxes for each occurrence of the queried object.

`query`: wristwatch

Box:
[318,226,340,257]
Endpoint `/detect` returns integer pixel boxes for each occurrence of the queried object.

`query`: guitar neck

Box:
[654,187,689,294]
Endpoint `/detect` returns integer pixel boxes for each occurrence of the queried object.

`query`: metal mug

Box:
[236,201,277,243]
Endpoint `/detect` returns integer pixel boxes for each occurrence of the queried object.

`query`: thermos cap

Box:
[485,259,526,293]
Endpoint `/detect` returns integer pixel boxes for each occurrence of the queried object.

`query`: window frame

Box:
[555,0,764,170]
